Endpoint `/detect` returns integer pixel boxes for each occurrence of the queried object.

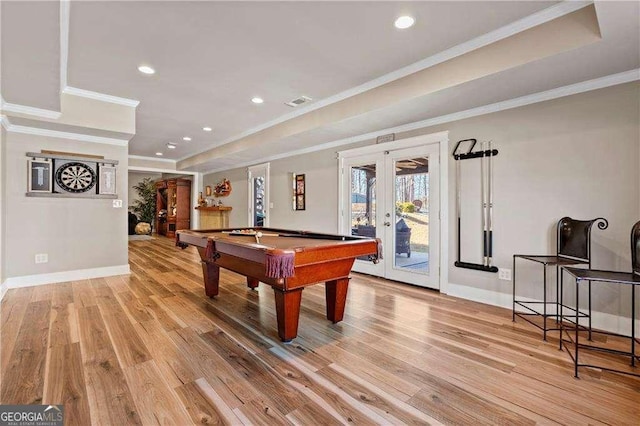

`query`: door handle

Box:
[384,221,391,226]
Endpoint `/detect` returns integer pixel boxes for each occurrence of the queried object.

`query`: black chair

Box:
[512,217,608,340]
[128,212,139,235]
[356,225,376,238]
[560,221,640,378]
[395,219,411,257]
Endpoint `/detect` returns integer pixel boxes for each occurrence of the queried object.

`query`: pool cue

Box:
[480,141,488,267]
[456,151,462,264]
[487,140,494,268]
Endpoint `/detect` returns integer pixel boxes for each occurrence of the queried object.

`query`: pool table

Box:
[176,227,381,341]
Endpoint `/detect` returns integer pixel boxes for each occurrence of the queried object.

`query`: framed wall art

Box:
[292,173,305,211]
[28,158,52,193]
[98,164,117,195]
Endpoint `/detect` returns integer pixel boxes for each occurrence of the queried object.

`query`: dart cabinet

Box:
[156,178,191,238]
[25,151,118,199]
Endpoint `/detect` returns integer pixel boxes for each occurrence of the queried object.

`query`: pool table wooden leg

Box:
[201,261,220,297]
[247,277,259,289]
[273,288,303,342]
[325,277,350,323]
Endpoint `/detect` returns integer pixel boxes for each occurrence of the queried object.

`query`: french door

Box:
[339,143,440,289]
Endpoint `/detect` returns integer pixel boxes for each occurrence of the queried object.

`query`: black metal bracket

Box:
[452,138,476,157]
[454,261,499,273]
[453,138,499,274]
[453,138,499,160]
[454,149,499,161]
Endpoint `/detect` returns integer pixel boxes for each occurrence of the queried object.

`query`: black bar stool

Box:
[513,217,608,340]
[560,220,640,378]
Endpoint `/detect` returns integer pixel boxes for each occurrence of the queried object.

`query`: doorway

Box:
[247,163,270,227]
[339,139,441,289]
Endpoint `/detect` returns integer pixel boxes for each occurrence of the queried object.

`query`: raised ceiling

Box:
[1,1,638,173]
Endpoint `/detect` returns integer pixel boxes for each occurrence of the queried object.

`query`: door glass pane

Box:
[253,176,265,226]
[394,157,429,273]
[351,164,377,260]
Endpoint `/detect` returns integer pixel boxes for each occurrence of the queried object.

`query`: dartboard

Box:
[55,162,97,193]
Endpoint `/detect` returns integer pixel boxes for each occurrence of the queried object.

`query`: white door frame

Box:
[247,162,270,227]
[337,131,449,293]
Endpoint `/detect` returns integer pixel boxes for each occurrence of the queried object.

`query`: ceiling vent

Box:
[285,95,312,107]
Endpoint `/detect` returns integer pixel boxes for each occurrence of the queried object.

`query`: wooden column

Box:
[246,277,259,289]
[197,247,220,297]
[273,288,303,342]
[201,261,220,297]
[325,277,350,323]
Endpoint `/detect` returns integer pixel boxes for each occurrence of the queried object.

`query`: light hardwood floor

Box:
[1,236,638,425]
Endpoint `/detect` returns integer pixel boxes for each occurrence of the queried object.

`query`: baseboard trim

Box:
[445,282,513,309]
[445,282,639,336]
[4,264,130,289]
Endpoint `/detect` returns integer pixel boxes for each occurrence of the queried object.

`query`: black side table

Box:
[513,255,588,341]
[560,267,640,378]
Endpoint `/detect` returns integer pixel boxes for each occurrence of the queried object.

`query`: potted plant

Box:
[130,178,156,233]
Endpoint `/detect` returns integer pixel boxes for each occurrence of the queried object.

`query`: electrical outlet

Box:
[112,199,123,208]
[498,268,512,281]
[35,253,48,264]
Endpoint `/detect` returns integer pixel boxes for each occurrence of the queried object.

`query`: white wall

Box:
[0,126,6,295]
[203,168,250,228]
[5,132,129,281]
[421,82,639,332]
[203,148,364,232]
[203,82,639,332]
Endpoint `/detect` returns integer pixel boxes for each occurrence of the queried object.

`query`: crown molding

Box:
[128,154,177,164]
[62,86,140,108]
[179,1,594,164]
[4,121,129,146]
[58,3,138,109]
[128,165,199,177]
[60,0,70,89]
[0,98,62,120]
[200,69,639,175]
[393,68,640,132]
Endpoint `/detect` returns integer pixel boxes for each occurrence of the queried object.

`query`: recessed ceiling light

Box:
[167,143,177,149]
[394,16,415,29]
[251,97,264,104]
[155,152,163,156]
[202,126,212,132]
[138,65,155,75]
[182,136,192,141]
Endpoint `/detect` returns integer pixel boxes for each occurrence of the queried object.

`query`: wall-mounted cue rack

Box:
[26,151,119,199]
[453,139,499,273]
